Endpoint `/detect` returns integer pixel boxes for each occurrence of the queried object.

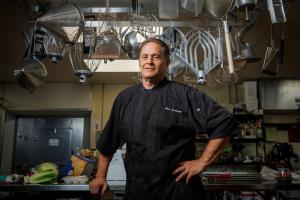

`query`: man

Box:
[89,38,238,200]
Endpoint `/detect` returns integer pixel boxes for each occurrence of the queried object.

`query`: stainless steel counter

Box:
[1,180,300,200]
[1,180,300,192]
[0,180,126,192]
[203,180,300,191]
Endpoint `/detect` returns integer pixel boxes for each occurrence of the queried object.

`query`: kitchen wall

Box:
[90,84,132,148]
[3,83,92,111]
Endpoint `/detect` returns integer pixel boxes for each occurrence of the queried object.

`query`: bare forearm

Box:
[173,136,230,183]
[96,153,112,179]
[198,136,230,170]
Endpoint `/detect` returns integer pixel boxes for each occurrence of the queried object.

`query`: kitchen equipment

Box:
[37,3,84,44]
[237,0,257,21]
[158,0,179,19]
[123,31,139,59]
[184,29,206,83]
[14,26,47,92]
[278,23,285,64]
[123,30,147,59]
[180,26,224,85]
[23,27,48,61]
[91,0,122,61]
[83,27,97,55]
[92,29,122,60]
[14,58,48,92]
[122,10,158,59]
[271,143,294,168]
[267,0,286,23]
[43,32,67,63]
[205,66,225,88]
[69,42,101,84]
[234,10,260,68]
[168,53,186,79]
[262,24,279,75]
[206,0,236,76]
[160,27,187,79]
[181,0,205,17]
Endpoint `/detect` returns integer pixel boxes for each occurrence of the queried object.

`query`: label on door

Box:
[49,138,59,146]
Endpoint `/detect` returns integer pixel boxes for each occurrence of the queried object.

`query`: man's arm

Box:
[197,136,230,170]
[89,153,113,195]
[173,136,230,183]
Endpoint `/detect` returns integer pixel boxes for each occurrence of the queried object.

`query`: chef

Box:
[89,38,238,200]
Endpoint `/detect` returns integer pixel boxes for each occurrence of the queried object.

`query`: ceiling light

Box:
[95,60,139,72]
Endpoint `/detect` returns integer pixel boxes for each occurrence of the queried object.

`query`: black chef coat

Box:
[97,78,238,200]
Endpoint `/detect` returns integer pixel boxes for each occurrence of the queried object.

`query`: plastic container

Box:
[62,175,89,184]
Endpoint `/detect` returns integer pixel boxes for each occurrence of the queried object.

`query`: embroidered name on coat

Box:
[165,107,182,113]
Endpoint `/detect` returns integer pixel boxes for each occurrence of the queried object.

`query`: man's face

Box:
[139,42,170,81]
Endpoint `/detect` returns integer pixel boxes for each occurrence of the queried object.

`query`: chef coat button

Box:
[132,176,136,180]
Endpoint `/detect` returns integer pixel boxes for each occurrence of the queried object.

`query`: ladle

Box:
[206,0,235,75]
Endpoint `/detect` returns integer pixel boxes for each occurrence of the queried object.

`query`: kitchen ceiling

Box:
[0,0,299,85]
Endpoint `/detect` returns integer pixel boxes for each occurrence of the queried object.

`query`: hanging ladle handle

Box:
[223,19,234,74]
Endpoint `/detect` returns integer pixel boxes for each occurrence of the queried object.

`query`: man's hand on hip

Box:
[89,176,109,196]
[172,159,205,184]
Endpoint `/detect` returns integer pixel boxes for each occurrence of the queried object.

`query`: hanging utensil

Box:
[69,42,101,84]
[262,23,280,75]
[14,26,47,91]
[206,0,236,77]
[14,58,48,92]
[181,0,205,17]
[43,32,67,63]
[267,0,286,24]
[180,29,205,83]
[91,0,123,61]
[123,30,141,59]
[36,3,84,44]
[160,27,187,79]
[205,65,226,89]
[278,23,285,64]
[237,0,257,21]
[168,53,186,79]
[158,0,179,19]
[234,10,260,67]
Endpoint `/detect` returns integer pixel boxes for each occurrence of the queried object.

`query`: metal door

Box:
[13,117,84,174]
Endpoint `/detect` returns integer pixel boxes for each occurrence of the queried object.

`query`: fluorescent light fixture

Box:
[96,59,140,72]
